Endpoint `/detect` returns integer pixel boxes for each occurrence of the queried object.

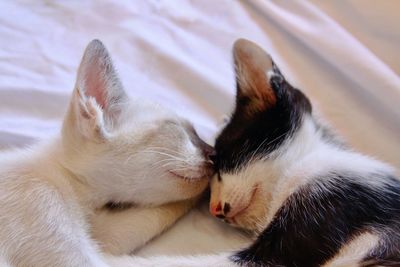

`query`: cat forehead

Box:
[118,103,194,141]
[120,99,185,125]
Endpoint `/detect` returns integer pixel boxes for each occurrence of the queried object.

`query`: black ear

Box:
[233,39,285,116]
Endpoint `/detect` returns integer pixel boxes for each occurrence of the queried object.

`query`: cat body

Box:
[122,40,400,266]
[0,40,213,266]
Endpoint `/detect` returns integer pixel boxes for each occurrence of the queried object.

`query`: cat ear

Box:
[67,40,127,140]
[233,39,284,115]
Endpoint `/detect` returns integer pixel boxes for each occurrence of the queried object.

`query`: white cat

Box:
[107,39,400,266]
[0,40,214,266]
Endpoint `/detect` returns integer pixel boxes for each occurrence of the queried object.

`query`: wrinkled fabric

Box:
[0,0,399,256]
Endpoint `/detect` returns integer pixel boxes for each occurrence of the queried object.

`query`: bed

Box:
[0,0,399,256]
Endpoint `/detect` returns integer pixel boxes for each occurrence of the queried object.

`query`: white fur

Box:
[0,40,210,266]
[323,232,379,267]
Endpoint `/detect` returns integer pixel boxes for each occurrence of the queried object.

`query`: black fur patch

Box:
[231,172,400,267]
[214,75,311,173]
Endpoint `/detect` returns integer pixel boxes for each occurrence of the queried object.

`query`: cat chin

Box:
[223,188,257,225]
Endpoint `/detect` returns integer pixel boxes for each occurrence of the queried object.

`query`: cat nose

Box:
[210,201,231,218]
[210,201,222,217]
[203,143,215,162]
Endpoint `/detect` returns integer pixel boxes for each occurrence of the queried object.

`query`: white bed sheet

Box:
[0,0,399,256]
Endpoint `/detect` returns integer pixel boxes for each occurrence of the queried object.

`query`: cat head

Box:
[209,39,313,231]
[61,40,213,207]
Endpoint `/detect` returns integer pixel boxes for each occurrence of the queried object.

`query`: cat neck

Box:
[27,137,112,211]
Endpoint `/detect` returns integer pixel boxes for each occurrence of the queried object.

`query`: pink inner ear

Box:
[85,65,107,109]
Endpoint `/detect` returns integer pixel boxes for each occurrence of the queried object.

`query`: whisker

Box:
[141,150,186,162]
[151,158,177,166]
[168,166,191,172]
[247,131,288,164]
[145,146,189,157]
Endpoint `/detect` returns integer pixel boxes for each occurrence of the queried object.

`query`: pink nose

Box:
[209,201,222,216]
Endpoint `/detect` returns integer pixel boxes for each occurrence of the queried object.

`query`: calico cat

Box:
[0,40,213,266]
[119,39,400,266]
